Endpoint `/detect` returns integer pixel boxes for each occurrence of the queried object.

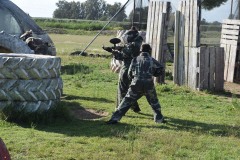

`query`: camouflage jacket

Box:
[128,52,164,80]
[113,35,143,67]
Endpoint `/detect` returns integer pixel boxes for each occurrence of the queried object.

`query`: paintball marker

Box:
[102,38,123,53]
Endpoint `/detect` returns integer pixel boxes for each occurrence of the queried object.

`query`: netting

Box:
[232,0,239,19]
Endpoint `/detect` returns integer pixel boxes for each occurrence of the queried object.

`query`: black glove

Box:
[102,46,112,53]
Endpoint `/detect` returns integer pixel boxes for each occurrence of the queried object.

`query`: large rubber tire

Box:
[0,100,59,113]
[0,89,62,101]
[0,54,62,113]
[0,31,34,54]
[0,53,61,79]
[0,78,63,91]
[0,77,62,100]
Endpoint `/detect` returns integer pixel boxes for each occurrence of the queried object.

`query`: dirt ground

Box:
[224,82,240,95]
[70,108,109,120]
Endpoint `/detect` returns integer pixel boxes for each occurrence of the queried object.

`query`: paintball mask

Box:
[126,30,139,43]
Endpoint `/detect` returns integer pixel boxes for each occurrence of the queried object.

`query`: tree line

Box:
[53,0,128,21]
[53,0,229,22]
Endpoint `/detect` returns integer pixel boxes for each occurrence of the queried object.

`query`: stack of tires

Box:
[0,53,62,113]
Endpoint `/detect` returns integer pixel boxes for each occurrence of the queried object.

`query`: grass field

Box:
[0,34,240,159]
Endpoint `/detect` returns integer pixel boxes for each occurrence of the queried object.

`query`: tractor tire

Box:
[0,31,34,54]
[0,54,62,113]
[0,89,62,101]
[0,53,61,79]
[0,100,59,113]
[0,78,63,91]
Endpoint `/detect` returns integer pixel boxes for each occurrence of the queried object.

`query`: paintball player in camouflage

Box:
[20,30,49,55]
[113,26,143,113]
[106,43,165,124]
[103,26,143,112]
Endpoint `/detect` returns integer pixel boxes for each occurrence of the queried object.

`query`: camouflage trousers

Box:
[116,66,140,111]
[112,78,162,121]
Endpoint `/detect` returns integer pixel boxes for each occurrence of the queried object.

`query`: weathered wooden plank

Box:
[192,0,198,47]
[204,47,210,89]
[222,24,240,30]
[185,46,189,85]
[221,35,239,40]
[187,47,193,89]
[179,1,185,85]
[221,29,240,36]
[222,19,240,25]
[189,0,193,47]
[159,2,165,62]
[215,47,224,91]
[227,45,238,82]
[209,47,216,90]
[154,13,165,84]
[154,2,163,84]
[159,2,171,84]
[199,47,207,90]
[151,1,160,60]
[174,11,180,84]
[235,51,240,81]
[221,43,230,80]
[149,1,157,45]
[145,0,153,43]
[220,39,238,46]
[188,47,198,89]
[184,0,190,47]
[156,13,164,62]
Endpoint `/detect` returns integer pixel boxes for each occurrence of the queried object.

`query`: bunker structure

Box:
[0,0,62,113]
[0,0,56,55]
[145,0,238,91]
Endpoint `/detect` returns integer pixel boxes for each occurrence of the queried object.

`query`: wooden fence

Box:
[189,47,224,91]
[174,0,201,86]
[220,19,240,82]
[174,0,224,91]
[146,0,171,83]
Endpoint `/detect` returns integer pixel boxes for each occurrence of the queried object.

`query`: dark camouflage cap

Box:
[141,43,152,52]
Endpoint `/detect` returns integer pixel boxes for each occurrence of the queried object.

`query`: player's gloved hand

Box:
[102,46,112,52]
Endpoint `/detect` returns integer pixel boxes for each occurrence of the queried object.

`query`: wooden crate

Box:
[220,19,240,82]
[146,0,171,84]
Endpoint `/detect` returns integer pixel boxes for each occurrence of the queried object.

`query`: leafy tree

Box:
[82,0,107,20]
[128,6,148,26]
[54,0,126,21]
[53,0,81,19]
[201,0,228,10]
[104,2,127,21]
[201,18,208,25]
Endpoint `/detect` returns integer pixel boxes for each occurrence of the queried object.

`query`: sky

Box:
[10,0,232,22]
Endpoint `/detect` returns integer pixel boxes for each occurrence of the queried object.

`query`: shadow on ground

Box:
[8,100,134,138]
[62,94,114,103]
[140,115,240,138]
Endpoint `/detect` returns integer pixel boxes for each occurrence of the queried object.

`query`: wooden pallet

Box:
[220,19,240,82]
